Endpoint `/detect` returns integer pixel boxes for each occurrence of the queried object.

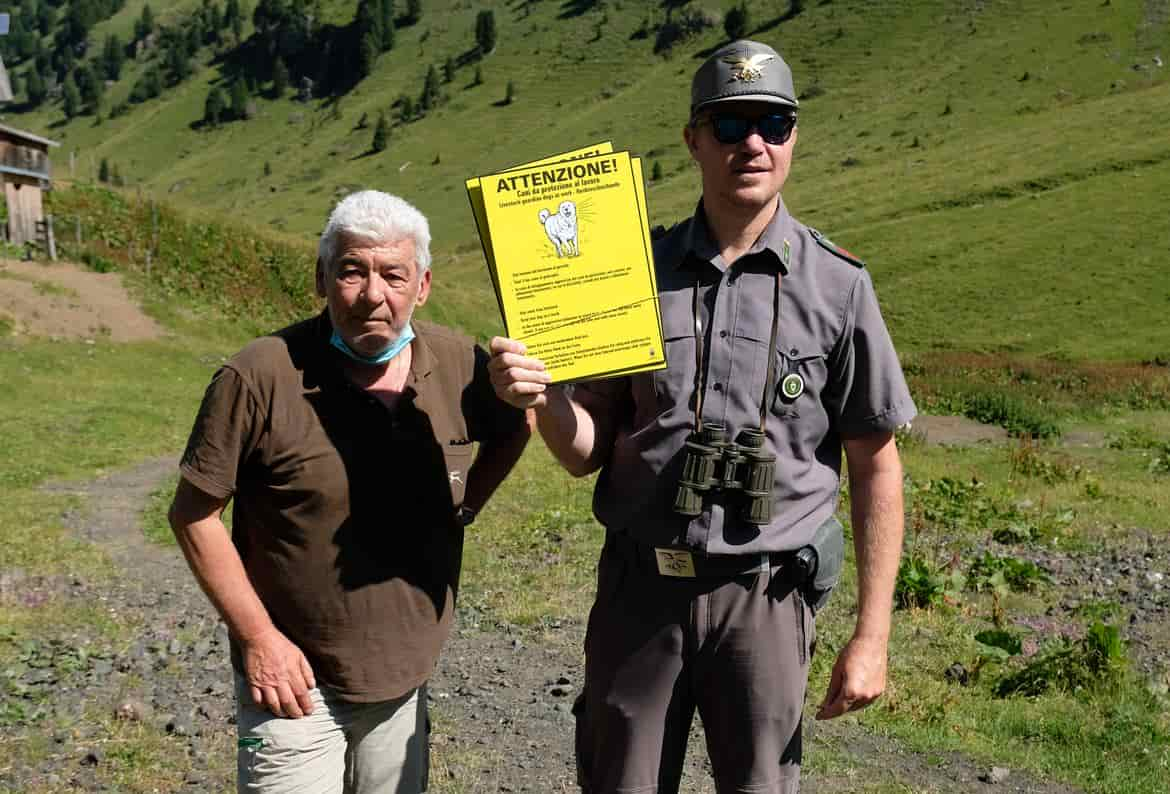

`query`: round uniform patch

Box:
[781,373,805,400]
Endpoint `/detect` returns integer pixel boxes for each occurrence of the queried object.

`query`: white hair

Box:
[318,190,432,273]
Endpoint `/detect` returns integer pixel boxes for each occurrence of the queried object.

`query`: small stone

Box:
[168,638,183,656]
[944,662,969,686]
[166,715,194,736]
[114,699,151,722]
[80,749,103,766]
[978,766,1011,784]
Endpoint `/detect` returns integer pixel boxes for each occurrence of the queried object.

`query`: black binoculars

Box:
[672,423,776,525]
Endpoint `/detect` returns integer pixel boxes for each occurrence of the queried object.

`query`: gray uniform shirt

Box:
[576,198,917,555]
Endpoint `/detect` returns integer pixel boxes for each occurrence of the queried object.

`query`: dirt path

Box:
[0,457,1095,793]
[0,258,163,342]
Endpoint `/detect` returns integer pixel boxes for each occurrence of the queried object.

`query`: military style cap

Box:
[691,39,798,116]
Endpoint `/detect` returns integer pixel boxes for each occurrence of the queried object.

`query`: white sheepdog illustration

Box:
[538,201,579,257]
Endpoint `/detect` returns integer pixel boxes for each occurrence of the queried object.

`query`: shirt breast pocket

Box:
[773,349,828,419]
[651,309,698,414]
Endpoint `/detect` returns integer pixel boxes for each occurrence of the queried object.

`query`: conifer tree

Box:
[399,94,414,123]
[62,73,81,118]
[37,2,55,36]
[504,79,515,105]
[230,78,249,120]
[380,0,395,51]
[355,0,381,44]
[135,4,155,41]
[358,33,379,79]
[103,34,125,81]
[25,69,47,107]
[79,62,105,113]
[443,56,455,84]
[475,9,496,56]
[371,112,388,152]
[226,0,244,39]
[420,64,440,111]
[723,3,748,41]
[404,0,420,25]
[145,66,164,98]
[272,58,290,97]
[204,85,226,124]
[165,40,191,85]
[99,157,111,183]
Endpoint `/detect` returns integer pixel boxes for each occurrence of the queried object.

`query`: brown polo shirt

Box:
[576,198,916,555]
[179,312,525,702]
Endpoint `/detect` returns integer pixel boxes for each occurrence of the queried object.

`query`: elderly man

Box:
[170,190,529,793]
[488,40,916,793]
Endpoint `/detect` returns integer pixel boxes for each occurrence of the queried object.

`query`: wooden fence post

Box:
[44,214,57,261]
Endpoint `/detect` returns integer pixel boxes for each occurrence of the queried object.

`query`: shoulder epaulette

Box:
[650,224,671,241]
[809,228,865,268]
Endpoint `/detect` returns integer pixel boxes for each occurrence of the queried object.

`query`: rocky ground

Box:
[9,452,1159,793]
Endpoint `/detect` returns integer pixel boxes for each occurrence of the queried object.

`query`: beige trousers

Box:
[236,674,429,793]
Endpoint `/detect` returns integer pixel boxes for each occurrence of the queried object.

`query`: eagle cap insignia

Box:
[723,53,776,82]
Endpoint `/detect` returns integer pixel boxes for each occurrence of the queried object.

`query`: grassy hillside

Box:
[4,4,1170,791]
[5,0,1168,360]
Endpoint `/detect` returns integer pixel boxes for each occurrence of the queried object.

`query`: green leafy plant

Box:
[969,552,1051,593]
[895,555,948,609]
[1010,438,1082,483]
[1148,442,1170,475]
[992,509,1074,545]
[995,622,1126,697]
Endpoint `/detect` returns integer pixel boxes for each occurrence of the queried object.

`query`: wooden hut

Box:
[0,123,60,247]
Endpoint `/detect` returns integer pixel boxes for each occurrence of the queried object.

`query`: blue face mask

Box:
[330,323,415,366]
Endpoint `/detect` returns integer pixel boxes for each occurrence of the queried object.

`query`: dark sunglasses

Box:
[704,112,797,145]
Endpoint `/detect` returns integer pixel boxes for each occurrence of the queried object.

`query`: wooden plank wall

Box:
[4,176,44,246]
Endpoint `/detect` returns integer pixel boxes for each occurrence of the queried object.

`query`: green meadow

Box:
[3,0,1170,790]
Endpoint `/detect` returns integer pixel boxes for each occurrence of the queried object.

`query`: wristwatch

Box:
[455,505,478,527]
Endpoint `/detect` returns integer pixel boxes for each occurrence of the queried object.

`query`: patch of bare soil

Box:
[0,258,163,342]
[0,458,1084,793]
[910,414,1010,446]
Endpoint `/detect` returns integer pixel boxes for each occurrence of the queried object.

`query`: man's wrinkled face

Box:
[316,233,430,358]
[684,101,798,213]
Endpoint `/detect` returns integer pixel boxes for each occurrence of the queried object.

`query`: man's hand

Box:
[488,337,552,409]
[241,628,317,719]
[815,634,888,720]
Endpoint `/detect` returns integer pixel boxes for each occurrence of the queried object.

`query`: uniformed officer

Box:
[488,40,916,794]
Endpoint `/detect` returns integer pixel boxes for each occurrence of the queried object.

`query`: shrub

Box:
[1149,442,1170,475]
[1009,438,1081,483]
[723,3,749,40]
[653,4,716,53]
[995,622,1126,697]
[371,113,389,153]
[962,391,1061,439]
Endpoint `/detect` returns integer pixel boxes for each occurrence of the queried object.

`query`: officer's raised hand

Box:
[488,337,553,409]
